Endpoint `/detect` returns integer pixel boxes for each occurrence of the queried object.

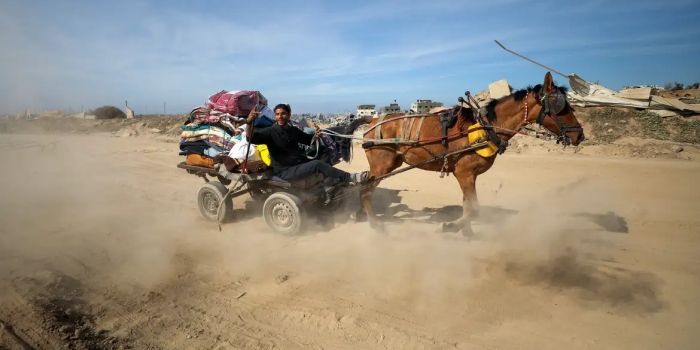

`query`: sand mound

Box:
[2,107,700,162]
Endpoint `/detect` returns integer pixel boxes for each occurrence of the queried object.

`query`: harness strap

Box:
[401,117,408,140]
[364,113,434,136]
[414,116,426,142]
[460,93,505,154]
[373,114,387,139]
[407,117,416,140]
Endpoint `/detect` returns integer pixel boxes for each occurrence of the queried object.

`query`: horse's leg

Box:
[471,176,481,219]
[359,148,400,233]
[359,180,383,232]
[442,162,477,238]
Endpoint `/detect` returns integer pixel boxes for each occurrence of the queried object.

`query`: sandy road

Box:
[0,133,699,349]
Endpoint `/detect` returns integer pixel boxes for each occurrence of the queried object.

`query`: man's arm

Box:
[249,127,271,145]
[244,109,261,140]
[295,127,315,146]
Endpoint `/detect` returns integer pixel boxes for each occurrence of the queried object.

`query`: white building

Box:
[379,101,401,115]
[356,104,377,118]
[410,99,443,114]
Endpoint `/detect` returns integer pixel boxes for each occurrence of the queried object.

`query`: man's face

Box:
[274,108,290,126]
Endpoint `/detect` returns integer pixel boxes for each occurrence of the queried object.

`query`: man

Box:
[246,103,369,185]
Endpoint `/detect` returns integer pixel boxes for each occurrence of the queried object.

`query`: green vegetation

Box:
[91,106,127,120]
[664,82,700,90]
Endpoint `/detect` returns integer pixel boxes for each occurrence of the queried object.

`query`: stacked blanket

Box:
[179,90,275,168]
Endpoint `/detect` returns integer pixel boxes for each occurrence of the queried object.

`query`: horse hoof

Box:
[370,221,386,234]
[461,227,475,239]
[351,211,367,223]
[440,222,460,233]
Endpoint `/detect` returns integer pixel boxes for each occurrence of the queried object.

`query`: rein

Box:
[534,88,583,145]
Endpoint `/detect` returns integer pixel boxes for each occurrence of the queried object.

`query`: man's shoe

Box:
[349,171,370,185]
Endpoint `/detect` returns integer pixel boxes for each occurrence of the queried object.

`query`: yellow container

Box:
[467,123,499,158]
[256,144,272,166]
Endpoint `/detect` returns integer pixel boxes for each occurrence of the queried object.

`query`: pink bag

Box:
[205,90,268,117]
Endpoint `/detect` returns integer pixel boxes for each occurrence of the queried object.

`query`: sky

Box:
[1,0,699,115]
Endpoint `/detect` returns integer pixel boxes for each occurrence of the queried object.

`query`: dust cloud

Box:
[0,133,697,349]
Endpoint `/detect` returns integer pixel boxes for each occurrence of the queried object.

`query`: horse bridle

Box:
[532,87,583,145]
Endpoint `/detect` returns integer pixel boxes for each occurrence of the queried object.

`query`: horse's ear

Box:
[543,71,556,92]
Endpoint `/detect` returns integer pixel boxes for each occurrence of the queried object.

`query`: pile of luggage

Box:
[179,89,343,173]
[179,90,274,171]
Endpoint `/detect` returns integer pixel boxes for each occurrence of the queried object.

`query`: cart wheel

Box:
[263,192,305,236]
[197,182,233,223]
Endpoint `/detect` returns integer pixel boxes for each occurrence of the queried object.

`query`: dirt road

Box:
[1,133,699,349]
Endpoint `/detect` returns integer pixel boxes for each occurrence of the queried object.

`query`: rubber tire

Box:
[197,181,234,223]
[262,192,306,236]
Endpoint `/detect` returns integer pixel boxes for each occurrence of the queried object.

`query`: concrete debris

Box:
[566,74,700,118]
[492,41,699,118]
[473,90,492,105]
[617,87,652,100]
[488,79,511,100]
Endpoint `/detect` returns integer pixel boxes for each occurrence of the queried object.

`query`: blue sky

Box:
[1,0,699,114]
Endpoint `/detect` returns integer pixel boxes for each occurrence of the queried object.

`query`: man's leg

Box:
[278,160,353,182]
[279,160,370,184]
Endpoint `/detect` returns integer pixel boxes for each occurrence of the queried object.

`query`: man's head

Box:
[274,103,291,127]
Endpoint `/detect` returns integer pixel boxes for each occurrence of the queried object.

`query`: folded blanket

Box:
[181,124,237,152]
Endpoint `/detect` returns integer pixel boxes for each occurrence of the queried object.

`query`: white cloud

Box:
[0,0,697,113]
[0,0,532,113]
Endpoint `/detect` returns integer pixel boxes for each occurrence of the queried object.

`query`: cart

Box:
[177,161,351,236]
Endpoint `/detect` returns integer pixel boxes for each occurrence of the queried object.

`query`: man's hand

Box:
[247,108,260,124]
[314,125,322,139]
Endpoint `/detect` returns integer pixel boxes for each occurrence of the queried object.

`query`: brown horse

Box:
[353,72,585,237]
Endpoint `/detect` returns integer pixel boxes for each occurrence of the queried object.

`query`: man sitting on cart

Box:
[245,103,369,185]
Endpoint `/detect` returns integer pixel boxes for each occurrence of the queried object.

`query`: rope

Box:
[327,140,490,203]
[321,123,556,145]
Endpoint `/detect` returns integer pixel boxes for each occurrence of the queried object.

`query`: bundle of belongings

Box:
[179,90,275,172]
[179,90,341,174]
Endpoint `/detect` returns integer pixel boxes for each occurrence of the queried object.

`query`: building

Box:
[356,104,377,118]
[410,99,443,114]
[331,113,356,125]
[379,100,401,115]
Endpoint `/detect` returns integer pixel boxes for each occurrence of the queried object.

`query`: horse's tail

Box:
[338,114,372,163]
[345,114,373,135]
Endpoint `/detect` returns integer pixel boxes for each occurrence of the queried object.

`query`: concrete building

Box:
[356,104,377,118]
[379,100,401,115]
[410,99,443,114]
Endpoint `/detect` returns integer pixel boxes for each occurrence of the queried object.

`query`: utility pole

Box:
[163,102,166,116]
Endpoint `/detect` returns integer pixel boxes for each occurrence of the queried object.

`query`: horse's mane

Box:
[485,83,568,122]
[449,104,476,124]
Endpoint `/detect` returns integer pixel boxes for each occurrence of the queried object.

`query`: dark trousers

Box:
[277,160,352,182]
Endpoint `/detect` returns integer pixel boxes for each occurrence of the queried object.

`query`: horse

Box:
[351,72,585,237]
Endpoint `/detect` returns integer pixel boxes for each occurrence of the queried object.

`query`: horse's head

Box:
[533,72,585,146]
